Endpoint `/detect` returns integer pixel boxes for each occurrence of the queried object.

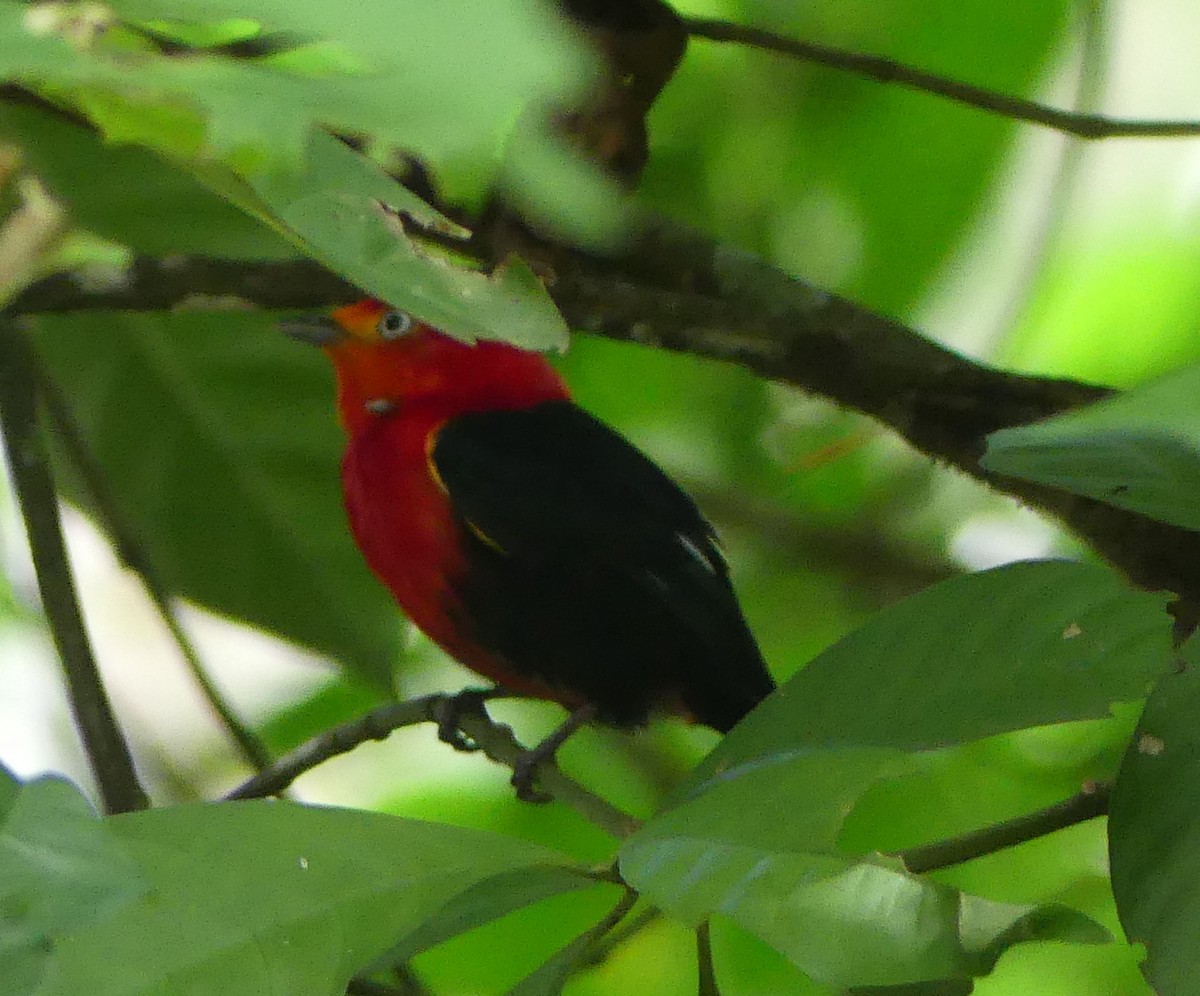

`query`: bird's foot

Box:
[432,687,504,752]
[510,703,597,803]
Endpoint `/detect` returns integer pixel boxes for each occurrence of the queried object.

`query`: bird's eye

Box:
[377,310,414,340]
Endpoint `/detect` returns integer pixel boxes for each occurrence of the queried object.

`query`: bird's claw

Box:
[432,688,495,752]
[509,703,598,804]
[511,750,554,804]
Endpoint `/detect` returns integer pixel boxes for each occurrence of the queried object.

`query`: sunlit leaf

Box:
[0,103,291,258]
[253,133,569,350]
[622,561,1170,986]
[4,0,591,178]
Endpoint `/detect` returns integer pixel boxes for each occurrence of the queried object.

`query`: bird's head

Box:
[280,299,569,434]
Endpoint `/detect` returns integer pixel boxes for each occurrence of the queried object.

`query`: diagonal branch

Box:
[11,227,1200,609]
[225,692,641,839]
[899,782,1111,874]
[685,17,1200,138]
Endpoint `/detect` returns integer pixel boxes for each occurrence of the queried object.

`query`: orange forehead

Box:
[331,299,390,342]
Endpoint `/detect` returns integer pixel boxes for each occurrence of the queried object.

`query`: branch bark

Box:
[225,693,641,840]
[899,783,1110,874]
[13,222,1198,609]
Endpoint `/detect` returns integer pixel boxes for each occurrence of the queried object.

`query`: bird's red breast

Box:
[322,300,577,700]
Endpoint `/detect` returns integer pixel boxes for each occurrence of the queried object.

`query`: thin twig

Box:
[32,357,273,773]
[899,783,1110,875]
[581,905,662,967]
[0,321,148,813]
[225,693,641,839]
[225,696,440,800]
[696,920,720,996]
[685,17,1200,139]
[577,890,641,966]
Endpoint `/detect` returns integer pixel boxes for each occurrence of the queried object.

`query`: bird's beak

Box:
[277,313,346,347]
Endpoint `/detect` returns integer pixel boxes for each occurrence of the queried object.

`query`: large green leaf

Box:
[982,362,1200,532]
[0,102,291,258]
[1109,638,1200,995]
[689,560,1169,784]
[253,132,570,350]
[0,769,147,996]
[5,0,591,176]
[31,310,400,685]
[622,561,1170,986]
[36,801,578,995]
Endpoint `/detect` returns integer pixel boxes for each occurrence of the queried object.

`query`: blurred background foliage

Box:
[2,0,1199,992]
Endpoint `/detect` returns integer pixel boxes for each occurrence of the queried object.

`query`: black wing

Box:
[432,400,774,731]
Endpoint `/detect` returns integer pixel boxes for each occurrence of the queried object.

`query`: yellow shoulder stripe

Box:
[425,421,507,555]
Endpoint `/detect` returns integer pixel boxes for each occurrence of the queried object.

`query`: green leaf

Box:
[123,0,590,157]
[687,561,1167,791]
[957,896,1110,974]
[982,363,1200,532]
[7,0,591,179]
[31,310,401,686]
[625,841,966,985]
[0,770,147,996]
[252,132,569,350]
[622,561,1170,986]
[1109,638,1200,995]
[693,560,1169,784]
[40,801,577,995]
[504,929,597,996]
[0,102,292,258]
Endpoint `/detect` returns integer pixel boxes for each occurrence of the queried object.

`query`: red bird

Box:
[285,299,774,739]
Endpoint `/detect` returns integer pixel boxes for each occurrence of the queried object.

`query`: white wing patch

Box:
[678,533,718,574]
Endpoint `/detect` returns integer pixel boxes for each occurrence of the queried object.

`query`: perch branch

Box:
[225,693,641,839]
[685,17,1200,138]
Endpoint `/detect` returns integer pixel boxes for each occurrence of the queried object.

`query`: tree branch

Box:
[225,693,641,839]
[899,782,1110,874]
[0,174,147,813]
[0,320,148,813]
[12,228,1200,609]
[685,17,1200,138]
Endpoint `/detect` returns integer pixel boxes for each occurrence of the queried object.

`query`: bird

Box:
[282,299,775,793]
